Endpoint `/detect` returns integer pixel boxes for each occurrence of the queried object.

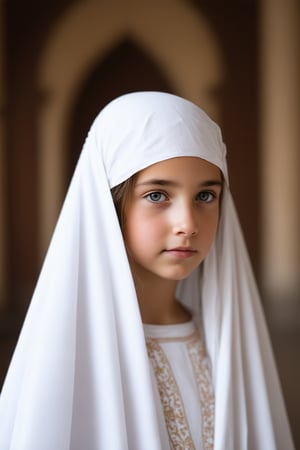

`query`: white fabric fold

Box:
[0,91,294,449]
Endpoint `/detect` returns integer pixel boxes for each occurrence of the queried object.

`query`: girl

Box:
[0,92,294,449]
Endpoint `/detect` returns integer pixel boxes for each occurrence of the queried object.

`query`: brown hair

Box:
[111,175,136,229]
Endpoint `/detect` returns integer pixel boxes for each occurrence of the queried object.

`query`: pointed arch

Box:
[37,0,224,255]
[67,38,174,178]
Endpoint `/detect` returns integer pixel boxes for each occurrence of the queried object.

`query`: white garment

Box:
[0,91,294,449]
[144,321,214,450]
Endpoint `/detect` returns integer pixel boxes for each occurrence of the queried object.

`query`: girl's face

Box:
[124,157,223,283]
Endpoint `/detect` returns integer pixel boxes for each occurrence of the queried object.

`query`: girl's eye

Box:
[196,191,215,203]
[146,192,167,203]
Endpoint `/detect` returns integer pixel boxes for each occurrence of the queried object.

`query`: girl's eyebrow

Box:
[136,179,223,188]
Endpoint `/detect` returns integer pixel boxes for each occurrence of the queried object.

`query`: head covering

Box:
[0,92,294,449]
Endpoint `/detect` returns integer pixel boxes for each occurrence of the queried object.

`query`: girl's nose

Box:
[172,205,199,237]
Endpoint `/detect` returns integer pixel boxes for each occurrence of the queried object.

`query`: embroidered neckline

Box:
[146,330,214,449]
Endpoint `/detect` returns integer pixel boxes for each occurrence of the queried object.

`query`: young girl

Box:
[0,92,294,449]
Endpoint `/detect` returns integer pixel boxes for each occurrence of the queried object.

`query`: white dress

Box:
[0,92,294,449]
[144,321,214,450]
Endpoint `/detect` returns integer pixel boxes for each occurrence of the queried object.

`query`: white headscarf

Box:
[0,92,294,449]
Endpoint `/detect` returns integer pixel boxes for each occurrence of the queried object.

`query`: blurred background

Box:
[0,0,299,446]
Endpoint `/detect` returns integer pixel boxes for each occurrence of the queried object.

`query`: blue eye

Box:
[197,191,215,203]
[147,192,167,203]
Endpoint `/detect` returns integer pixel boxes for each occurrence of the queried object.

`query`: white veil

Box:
[0,92,294,449]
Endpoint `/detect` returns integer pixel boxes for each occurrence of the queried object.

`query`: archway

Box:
[37,1,223,256]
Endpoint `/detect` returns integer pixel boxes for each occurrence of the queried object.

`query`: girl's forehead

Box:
[135,157,222,179]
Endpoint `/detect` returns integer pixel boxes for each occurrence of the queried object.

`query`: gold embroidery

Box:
[187,333,215,450]
[146,339,195,450]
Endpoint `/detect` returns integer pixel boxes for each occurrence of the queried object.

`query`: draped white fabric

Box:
[0,92,294,449]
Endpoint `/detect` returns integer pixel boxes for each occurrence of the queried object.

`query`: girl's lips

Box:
[165,247,197,258]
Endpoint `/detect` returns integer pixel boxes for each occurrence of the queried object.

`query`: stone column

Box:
[260,0,300,325]
[0,3,6,309]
